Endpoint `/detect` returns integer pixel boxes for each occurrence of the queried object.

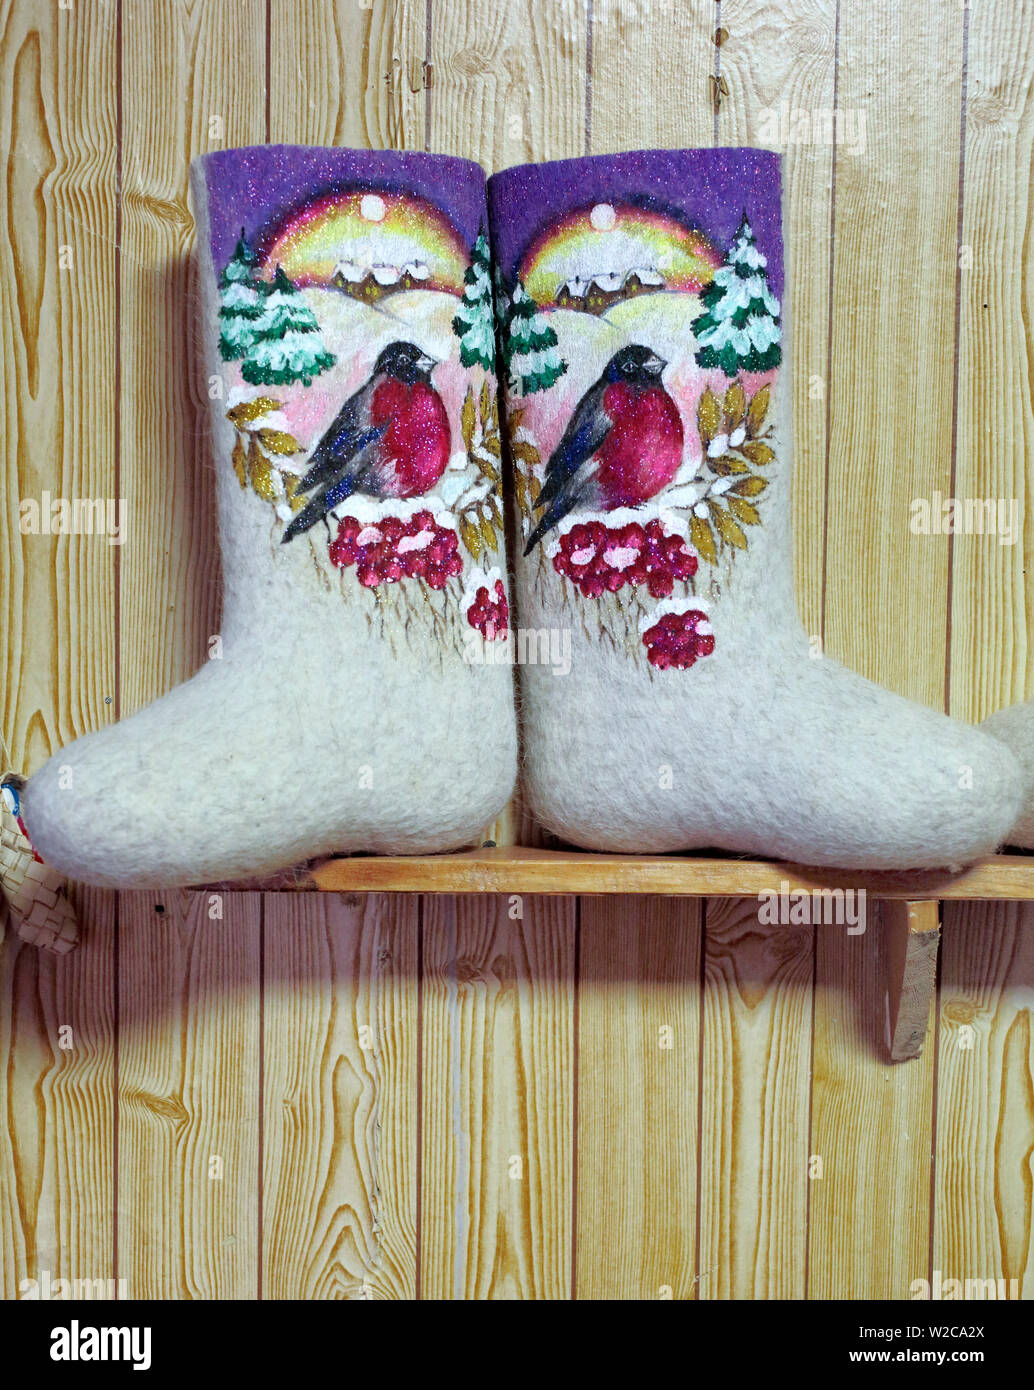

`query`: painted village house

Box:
[333,259,432,301]
[555,266,664,314]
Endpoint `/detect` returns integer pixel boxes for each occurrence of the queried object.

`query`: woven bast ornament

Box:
[1,776,79,954]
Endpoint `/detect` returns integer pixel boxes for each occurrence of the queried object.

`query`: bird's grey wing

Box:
[535,386,614,511]
[295,379,381,495]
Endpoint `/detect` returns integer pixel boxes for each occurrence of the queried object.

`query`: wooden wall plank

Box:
[0,0,118,763]
[429,0,585,172]
[717,0,835,634]
[117,889,260,1298]
[262,893,417,1300]
[935,902,1034,1300]
[576,897,701,1300]
[698,898,814,1299]
[420,894,575,1298]
[948,0,1034,721]
[0,887,115,1300]
[589,0,713,154]
[824,3,963,707]
[270,0,427,150]
[931,0,1034,1313]
[0,0,118,1302]
[809,904,936,1298]
[119,0,265,715]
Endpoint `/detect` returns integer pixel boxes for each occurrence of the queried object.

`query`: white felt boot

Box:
[22,147,516,887]
[981,703,1034,848]
[488,149,1020,869]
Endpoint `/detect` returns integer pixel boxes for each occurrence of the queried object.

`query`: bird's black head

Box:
[603,344,667,386]
[374,340,437,384]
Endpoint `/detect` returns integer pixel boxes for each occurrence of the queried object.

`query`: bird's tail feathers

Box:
[523,504,564,557]
[281,492,329,545]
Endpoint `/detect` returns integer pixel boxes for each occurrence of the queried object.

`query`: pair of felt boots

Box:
[10,145,1034,888]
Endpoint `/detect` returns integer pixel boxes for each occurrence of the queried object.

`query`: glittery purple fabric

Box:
[487,148,783,298]
[199,146,488,268]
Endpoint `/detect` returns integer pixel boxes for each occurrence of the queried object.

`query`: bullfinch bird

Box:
[281,340,450,543]
[523,344,684,555]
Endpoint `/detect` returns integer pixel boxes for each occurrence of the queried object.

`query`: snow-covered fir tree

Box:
[452,230,495,370]
[241,265,336,387]
[218,230,265,361]
[693,216,781,376]
[502,278,566,395]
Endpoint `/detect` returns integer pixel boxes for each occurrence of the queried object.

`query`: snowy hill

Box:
[539,291,705,399]
[546,306,623,386]
[299,285,459,361]
[601,289,704,361]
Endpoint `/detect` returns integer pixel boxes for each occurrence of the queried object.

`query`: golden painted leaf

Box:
[746,384,770,436]
[697,387,721,446]
[741,440,775,466]
[282,474,307,513]
[227,396,279,427]
[690,513,718,565]
[724,380,746,430]
[482,435,502,457]
[731,475,768,497]
[479,377,491,424]
[511,440,540,464]
[460,516,482,561]
[517,471,541,518]
[709,499,747,549]
[480,513,498,551]
[508,405,526,432]
[728,496,761,526]
[257,428,302,455]
[461,388,476,452]
[709,454,750,475]
[249,454,278,503]
[479,457,501,483]
[490,393,499,433]
[246,435,263,480]
[231,436,248,488]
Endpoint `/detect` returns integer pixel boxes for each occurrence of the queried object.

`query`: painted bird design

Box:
[281,340,450,544]
[523,344,684,554]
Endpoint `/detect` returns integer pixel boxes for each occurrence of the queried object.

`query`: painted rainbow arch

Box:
[257,187,471,295]
[520,201,723,304]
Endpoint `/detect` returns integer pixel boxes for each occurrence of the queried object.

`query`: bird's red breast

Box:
[597,381,684,506]
[371,377,451,497]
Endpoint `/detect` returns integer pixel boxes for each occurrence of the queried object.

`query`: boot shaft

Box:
[190,146,510,665]
[488,147,798,662]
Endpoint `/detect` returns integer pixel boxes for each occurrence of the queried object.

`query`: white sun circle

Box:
[590,202,616,231]
[360,194,387,222]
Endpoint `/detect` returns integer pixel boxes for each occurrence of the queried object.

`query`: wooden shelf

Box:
[309,847,1034,900]
[203,848,1034,1064]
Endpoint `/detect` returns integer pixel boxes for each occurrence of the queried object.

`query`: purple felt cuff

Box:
[195,145,488,274]
[487,148,783,300]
